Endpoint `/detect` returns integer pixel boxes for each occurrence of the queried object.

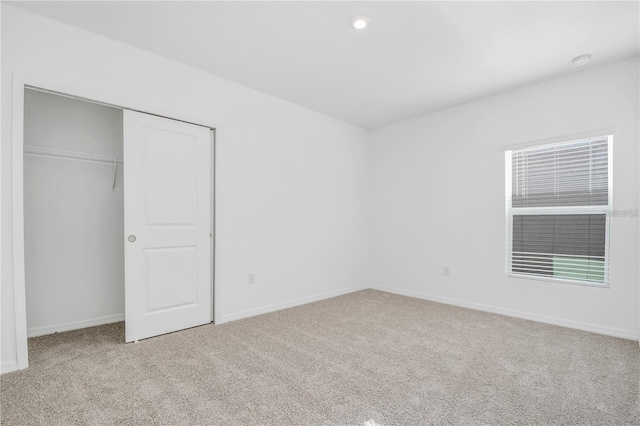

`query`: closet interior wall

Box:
[23,89,125,337]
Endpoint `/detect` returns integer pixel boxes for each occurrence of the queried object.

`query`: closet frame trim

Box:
[10,73,218,371]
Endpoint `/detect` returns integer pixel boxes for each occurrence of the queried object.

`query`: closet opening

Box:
[23,89,126,343]
[19,86,216,366]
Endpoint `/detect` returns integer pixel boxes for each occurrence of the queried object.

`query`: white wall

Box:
[1,5,370,371]
[370,58,639,339]
[23,90,124,336]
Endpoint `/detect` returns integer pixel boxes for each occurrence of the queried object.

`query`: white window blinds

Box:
[505,136,612,285]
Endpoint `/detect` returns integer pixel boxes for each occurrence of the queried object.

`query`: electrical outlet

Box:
[443,266,450,276]
[248,273,256,285]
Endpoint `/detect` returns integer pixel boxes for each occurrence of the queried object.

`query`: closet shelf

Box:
[24,145,123,165]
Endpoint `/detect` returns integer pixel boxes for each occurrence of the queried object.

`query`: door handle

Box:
[128,235,136,243]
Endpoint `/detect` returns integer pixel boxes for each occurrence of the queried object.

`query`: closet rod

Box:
[24,145,123,165]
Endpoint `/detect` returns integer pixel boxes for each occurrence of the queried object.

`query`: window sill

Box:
[506,273,609,288]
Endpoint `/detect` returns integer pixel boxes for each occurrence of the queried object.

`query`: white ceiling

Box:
[9,1,640,130]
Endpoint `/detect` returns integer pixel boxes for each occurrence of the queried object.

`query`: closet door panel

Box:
[144,130,197,225]
[145,246,197,311]
[124,110,211,342]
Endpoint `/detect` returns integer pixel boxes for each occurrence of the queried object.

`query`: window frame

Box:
[504,135,613,288]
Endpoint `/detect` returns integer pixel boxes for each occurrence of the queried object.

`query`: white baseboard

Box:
[1,360,19,374]
[218,285,368,324]
[371,284,639,341]
[27,313,124,338]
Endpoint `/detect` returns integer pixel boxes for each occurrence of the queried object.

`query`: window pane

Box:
[512,214,606,282]
[511,139,608,208]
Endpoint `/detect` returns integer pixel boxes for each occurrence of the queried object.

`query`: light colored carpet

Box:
[1,289,639,425]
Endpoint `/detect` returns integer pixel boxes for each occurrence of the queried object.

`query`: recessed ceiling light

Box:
[351,15,371,30]
[572,54,591,67]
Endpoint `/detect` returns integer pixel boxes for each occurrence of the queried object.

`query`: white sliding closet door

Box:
[124,110,211,343]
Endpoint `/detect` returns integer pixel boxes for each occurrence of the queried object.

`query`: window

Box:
[505,135,612,286]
